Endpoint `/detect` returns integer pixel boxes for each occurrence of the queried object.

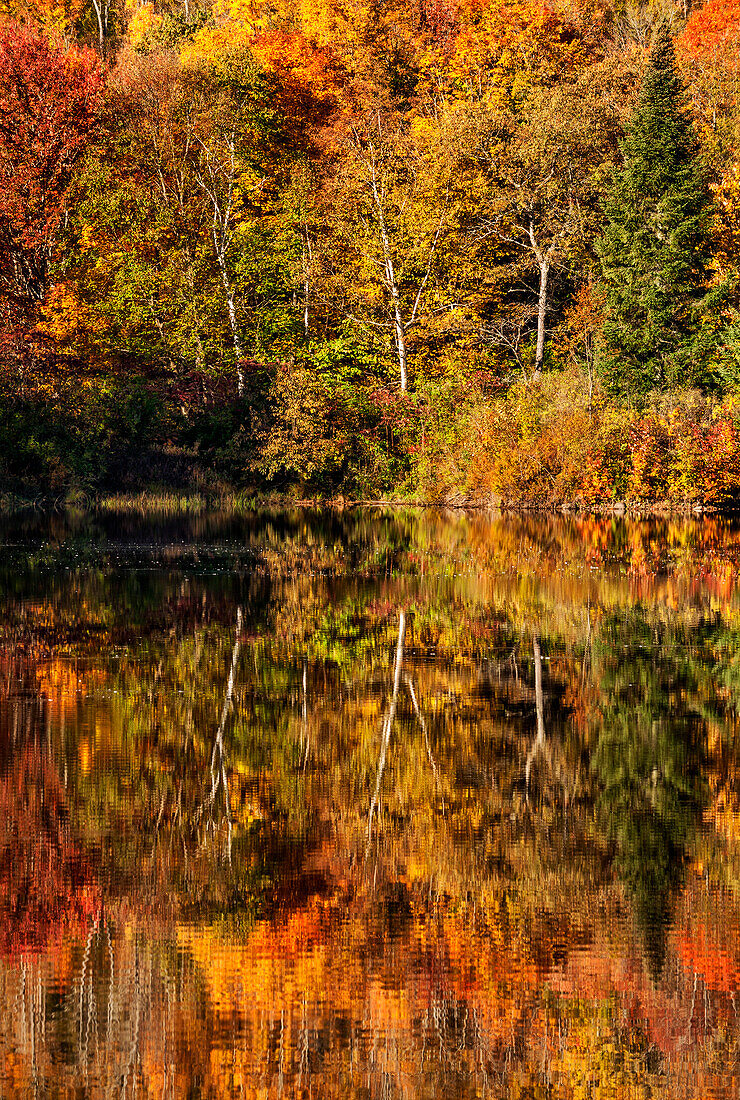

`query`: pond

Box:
[1,508,740,1098]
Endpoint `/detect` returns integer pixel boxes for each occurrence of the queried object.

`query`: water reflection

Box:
[1,510,740,1096]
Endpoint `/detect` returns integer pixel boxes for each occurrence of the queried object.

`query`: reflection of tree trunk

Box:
[194,607,242,856]
[534,635,545,743]
[525,635,547,793]
[406,675,437,785]
[301,659,310,770]
[211,607,242,824]
[582,600,592,684]
[367,611,406,847]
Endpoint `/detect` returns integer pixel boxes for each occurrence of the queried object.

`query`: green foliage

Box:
[596,26,715,401]
[253,344,406,495]
[0,377,161,495]
[152,8,212,49]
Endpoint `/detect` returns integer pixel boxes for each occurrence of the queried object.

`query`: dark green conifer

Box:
[596,24,714,401]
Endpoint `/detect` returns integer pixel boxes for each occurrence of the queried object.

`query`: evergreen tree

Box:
[596,25,714,401]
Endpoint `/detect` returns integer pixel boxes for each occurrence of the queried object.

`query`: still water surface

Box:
[2,509,740,1097]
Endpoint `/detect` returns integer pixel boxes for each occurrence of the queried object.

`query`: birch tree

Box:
[101,48,276,390]
[474,80,618,380]
[194,127,246,392]
[186,50,276,396]
[90,0,110,54]
[335,112,455,392]
[112,52,211,373]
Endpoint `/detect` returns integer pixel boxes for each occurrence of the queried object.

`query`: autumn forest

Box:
[3,0,740,504]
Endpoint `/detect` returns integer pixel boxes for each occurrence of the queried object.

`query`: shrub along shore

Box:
[3,370,740,514]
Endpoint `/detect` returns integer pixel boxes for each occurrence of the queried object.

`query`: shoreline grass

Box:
[0,489,735,518]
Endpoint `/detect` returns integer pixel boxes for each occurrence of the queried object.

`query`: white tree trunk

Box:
[392,300,408,393]
[214,225,245,396]
[302,230,312,338]
[91,0,107,53]
[198,135,245,398]
[534,258,549,380]
[525,635,547,794]
[368,146,408,392]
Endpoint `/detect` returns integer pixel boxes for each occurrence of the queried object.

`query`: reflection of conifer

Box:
[596,24,714,400]
[592,615,705,980]
[615,803,685,979]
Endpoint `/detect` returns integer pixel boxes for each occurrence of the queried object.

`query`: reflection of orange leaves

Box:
[676,924,740,992]
[551,944,693,1056]
[0,744,101,957]
[37,660,107,725]
[576,517,613,564]
[706,782,740,846]
[562,675,590,733]
[178,900,338,1015]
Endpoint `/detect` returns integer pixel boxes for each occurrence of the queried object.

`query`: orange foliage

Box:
[440,0,605,98]
[681,0,740,58]
[250,29,344,135]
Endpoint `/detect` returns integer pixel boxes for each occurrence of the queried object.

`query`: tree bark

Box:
[197,134,245,397]
[533,634,545,744]
[214,227,245,396]
[91,0,108,54]
[534,258,549,380]
[368,147,408,392]
[302,229,312,338]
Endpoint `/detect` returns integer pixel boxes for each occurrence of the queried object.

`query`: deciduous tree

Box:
[474,77,618,379]
[0,21,102,353]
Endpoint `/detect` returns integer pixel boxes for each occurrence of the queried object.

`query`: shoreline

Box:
[0,490,737,518]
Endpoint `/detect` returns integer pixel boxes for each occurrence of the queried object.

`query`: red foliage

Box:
[680,0,740,58]
[0,20,103,335]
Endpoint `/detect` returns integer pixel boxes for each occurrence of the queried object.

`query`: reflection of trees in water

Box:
[592,613,709,978]
[0,921,213,1098]
[0,619,604,1097]
[3,887,736,1100]
[0,903,568,1096]
[4,514,740,1095]
[0,655,101,956]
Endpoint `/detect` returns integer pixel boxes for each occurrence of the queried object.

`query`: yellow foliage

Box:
[126,2,162,49]
[0,0,86,36]
[180,21,253,65]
